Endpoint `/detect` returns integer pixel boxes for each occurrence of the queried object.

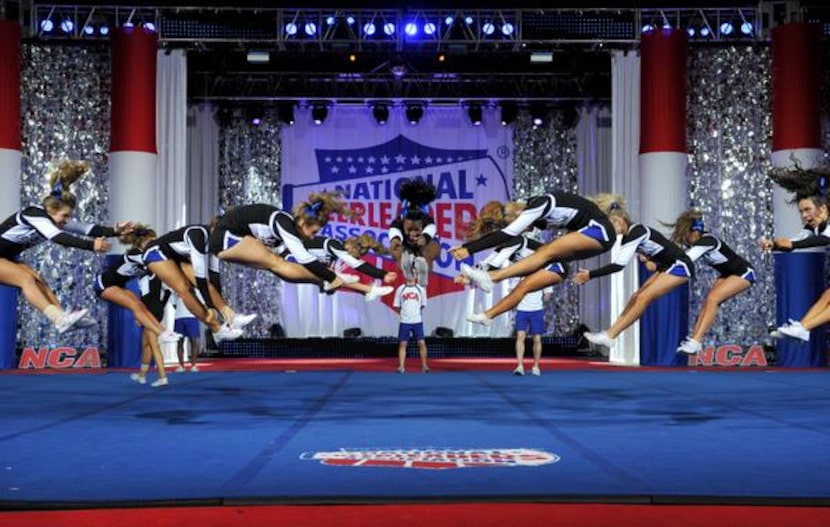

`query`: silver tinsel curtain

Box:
[19,44,111,348]
[686,46,775,345]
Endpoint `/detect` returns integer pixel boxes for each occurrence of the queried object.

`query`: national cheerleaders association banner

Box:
[280,105,514,338]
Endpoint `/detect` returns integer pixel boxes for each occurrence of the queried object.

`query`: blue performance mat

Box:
[2,369,830,505]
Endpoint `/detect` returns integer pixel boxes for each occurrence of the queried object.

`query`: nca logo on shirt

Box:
[300,448,560,470]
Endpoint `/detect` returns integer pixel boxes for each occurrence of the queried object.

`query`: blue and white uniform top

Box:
[463,192,616,255]
[212,204,336,282]
[393,283,427,324]
[685,233,755,281]
[95,247,147,293]
[143,225,218,309]
[778,221,830,250]
[0,205,115,259]
[588,223,694,279]
[389,216,438,250]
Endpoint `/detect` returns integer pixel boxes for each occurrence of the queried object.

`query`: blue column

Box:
[0,285,18,369]
[639,262,689,367]
[775,252,827,367]
[104,255,143,368]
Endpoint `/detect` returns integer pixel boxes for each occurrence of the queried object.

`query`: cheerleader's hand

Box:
[773,237,792,251]
[573,269,591,285]
[114,221,135,235]
[645,261,658,272]
[758,238,774,252]
[93,237,111,253]
[449,246,470,260]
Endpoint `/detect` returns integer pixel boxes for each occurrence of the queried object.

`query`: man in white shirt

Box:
[393,277,429,373]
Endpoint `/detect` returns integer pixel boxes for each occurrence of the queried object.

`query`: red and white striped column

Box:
[109,26,158,229]
[771,22,823,236]
[637,28,688,366]
[107,26,159,369]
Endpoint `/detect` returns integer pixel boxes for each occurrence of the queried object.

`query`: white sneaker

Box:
[531,366,541,376]
[512,365,525,376]
[337,272,360,285]
[770,327,786,339]
[466,312,493,326]
[175,365,186,373]
[151,377,169,388]
[75,316,98,328]
[158,331,182,344]
[365,284,394,302]
[677,338,703,355]
[584,331,614,348]
[780,322,810,342]
[213,323,243,343]
[397,366,405,374]
[460,263,493,293]
[232,313,257,330]
[422,366,430,374]
[190,365,200,372]
[130,373,147,385]
[55,308,89,335]
[413,256,429,287]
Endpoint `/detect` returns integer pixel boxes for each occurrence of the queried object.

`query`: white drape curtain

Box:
[609,50,641,365]
[156,49,188,231]
[186,103,220,224]
[576,105,613,335]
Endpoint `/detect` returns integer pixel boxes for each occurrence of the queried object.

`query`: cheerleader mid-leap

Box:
[573,195,693,349]
[388,177,441,286]
[0,159,132,334]
[666,210,756,355]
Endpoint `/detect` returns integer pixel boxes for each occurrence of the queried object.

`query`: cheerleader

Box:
[0,160,131,334]
[573,195,693,349]
[143,225,243,343]
[388,177,441,286]
[208,194,352,291]
[94,225,181,344]
[452,192,616,321]
[666,211,756,355]
[130,274,172,387]
[302,234,396,301]
[761,168,830,341]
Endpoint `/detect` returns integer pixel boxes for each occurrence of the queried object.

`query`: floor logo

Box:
[300,448,560,470]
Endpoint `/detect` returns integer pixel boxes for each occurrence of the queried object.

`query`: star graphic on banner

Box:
[395,154,406,164]
[447,156,453,162]
[425,156,433,164]
[382,166,389,173]
[348,166,357,174]
[476,174,488,186]
[346,156,353,163]
[331,166,340,174]
[358,156,365,163]
[368,156,376,164]
[336,156,343,163]
[381,155,390,165]
[324,156,332,163]
[366,166,375,174]
[410,155,421,165]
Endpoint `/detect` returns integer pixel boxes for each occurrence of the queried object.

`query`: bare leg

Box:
[0,260,61,312]
[532,335,543,369]
[801,288,830,329]
[690,276,752,341]
[607,273,688,339]
[144,329,167,381]
[418,339,428,371]
[485,270,563,319]
[190,337,201,367]
[397,341,407,370]
[101,287,166,336]
[488,232,604,283]
[147,260,218,332]
[218,236,327,285]
[515,330,527,367]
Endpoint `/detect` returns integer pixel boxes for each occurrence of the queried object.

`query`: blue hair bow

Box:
[305,200,324,217]
[609,202,621,211]
[820,176,826,197]
[217,205,226,216]
[691,218,705,232]
[50,181,64,198]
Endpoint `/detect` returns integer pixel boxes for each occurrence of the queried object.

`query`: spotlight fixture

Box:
[467,102,483,126]
[424,22,436,35]
[144,22,156,32]
[383,22,396,35]
[482,22,495,35]
[278,101,295,126]
[40,19,54,32]
[530,104,547,128]
[720,22,734,36]
[405,102,424,125]
[372,103,390,125]
[741,21,753,35]
[500,102,518,126]
[363,22,376,35]
[405,22,418,36]
[501,23,514,36]
[311,103,329,125]
[60,19,74,33]
[246,104,264,126]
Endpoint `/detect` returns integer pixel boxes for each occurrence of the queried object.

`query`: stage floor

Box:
[2,360,830,507]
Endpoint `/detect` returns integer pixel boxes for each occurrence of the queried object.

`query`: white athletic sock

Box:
[44,304,65,324]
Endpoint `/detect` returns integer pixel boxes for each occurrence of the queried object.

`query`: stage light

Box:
[445,16,454,26]
[720,22,733,35]
[312,104,328,125]
[246,104,264,126]
[383,22,395,35]
[500,102,518,126]
[424,22,436,35]
[405,22,418,36]
[326,16,336,25]
[372,103,389,125]
[99,25,109,36]
[144,22,156,32]
[662,23,672,30]
[741,21,753,35]
[247,50,270,64]
[346,16,355,25]
[278,102,295,126]
[405,102,424,125]
[305,22,317,36]
[700,26,711,37]
[642,24,654,33]
[482,22,495,35]
[285,22,298,35]
[437,53,445,62]
[40,19,54,32]
[363,22,376,35]
[60,19,74,33]
[502,23,514,36]
[82,24,94,35]
[687,27,695,37]
[464,16,473,25]
[530,104,547,128]
[349,53,357,62]
[123,22,133,28]
[467,103,483,126]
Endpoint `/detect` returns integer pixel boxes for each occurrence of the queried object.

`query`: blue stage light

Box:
[502,23,514,36]
[405,22,418,36]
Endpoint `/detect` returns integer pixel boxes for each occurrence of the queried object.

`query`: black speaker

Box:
[343,327,362,338]
[269,323,286,338]
[433,326,454,338]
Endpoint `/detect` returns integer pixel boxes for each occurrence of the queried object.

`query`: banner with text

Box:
[280,105,514,337]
